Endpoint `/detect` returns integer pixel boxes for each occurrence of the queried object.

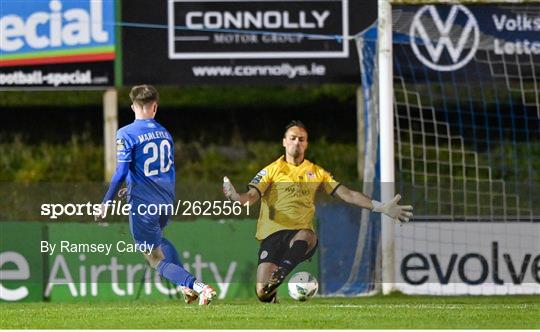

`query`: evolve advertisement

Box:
[395,222,540,295]
[0,220,318,302]
[0,0,116,88]
[123,0,376,85]
[394,4,540,72]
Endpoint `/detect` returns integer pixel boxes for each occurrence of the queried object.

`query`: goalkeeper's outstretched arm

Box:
[334,185,413,223]
[222,176,260,205]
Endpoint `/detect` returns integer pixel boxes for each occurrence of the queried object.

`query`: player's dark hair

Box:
[284,120,308,137]
[129,84,159,106]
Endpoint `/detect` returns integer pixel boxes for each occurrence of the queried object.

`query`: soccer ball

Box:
[287,272,318,301]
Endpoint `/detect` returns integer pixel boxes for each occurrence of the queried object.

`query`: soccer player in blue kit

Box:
[96,85,217,305]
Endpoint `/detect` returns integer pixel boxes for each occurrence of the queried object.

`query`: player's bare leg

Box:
[289,229,318,250]
[263,230,317,296]
[145,246,165,268]
[256,262,279,302]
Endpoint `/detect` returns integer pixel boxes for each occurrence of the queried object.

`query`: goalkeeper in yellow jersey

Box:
[222,120,413,302]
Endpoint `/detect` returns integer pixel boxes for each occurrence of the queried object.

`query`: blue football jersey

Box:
[116,119,175,204]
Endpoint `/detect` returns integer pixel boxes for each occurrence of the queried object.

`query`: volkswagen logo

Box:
[410,5,480,71]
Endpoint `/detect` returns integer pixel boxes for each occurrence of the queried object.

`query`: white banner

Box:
[395,222,540,295]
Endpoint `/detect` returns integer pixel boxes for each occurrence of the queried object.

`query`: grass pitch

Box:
[1,294,538,329]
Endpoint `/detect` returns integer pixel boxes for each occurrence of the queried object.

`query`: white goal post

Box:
[378,0,396,295]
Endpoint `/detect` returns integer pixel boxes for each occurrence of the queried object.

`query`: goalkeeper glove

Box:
[223,176,240,201]
[371,194,413,224]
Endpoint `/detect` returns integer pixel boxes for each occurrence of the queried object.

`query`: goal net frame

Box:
[377,0,538,295]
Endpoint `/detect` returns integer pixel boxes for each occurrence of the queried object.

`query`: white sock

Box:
[193,281,206,293]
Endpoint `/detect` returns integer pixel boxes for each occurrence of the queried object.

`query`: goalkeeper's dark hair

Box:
[284,120,308,137]
[129,84,159,106]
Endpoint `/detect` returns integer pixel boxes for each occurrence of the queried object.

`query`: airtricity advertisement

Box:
[0,220,318,302]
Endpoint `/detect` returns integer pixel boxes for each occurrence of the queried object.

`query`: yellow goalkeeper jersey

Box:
[248,156,341,240]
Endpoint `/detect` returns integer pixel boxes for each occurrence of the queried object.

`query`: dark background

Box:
[0,85,358,144]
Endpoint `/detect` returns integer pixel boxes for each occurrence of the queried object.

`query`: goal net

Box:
[356,2,539,295]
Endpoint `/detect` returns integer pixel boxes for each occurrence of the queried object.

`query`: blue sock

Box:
[156,261,196,288]
[160,237,182,265]
[156,238,195,288]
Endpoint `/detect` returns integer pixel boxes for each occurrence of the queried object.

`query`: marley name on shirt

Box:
[40,240,155,256]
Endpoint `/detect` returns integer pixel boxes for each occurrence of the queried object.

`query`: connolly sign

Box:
[168,0,349,59]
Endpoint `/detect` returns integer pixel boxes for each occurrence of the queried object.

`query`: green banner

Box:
[1,220,318,302]
[0,222,44,302]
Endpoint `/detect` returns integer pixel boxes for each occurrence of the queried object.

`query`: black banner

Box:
[122,0,376,85]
